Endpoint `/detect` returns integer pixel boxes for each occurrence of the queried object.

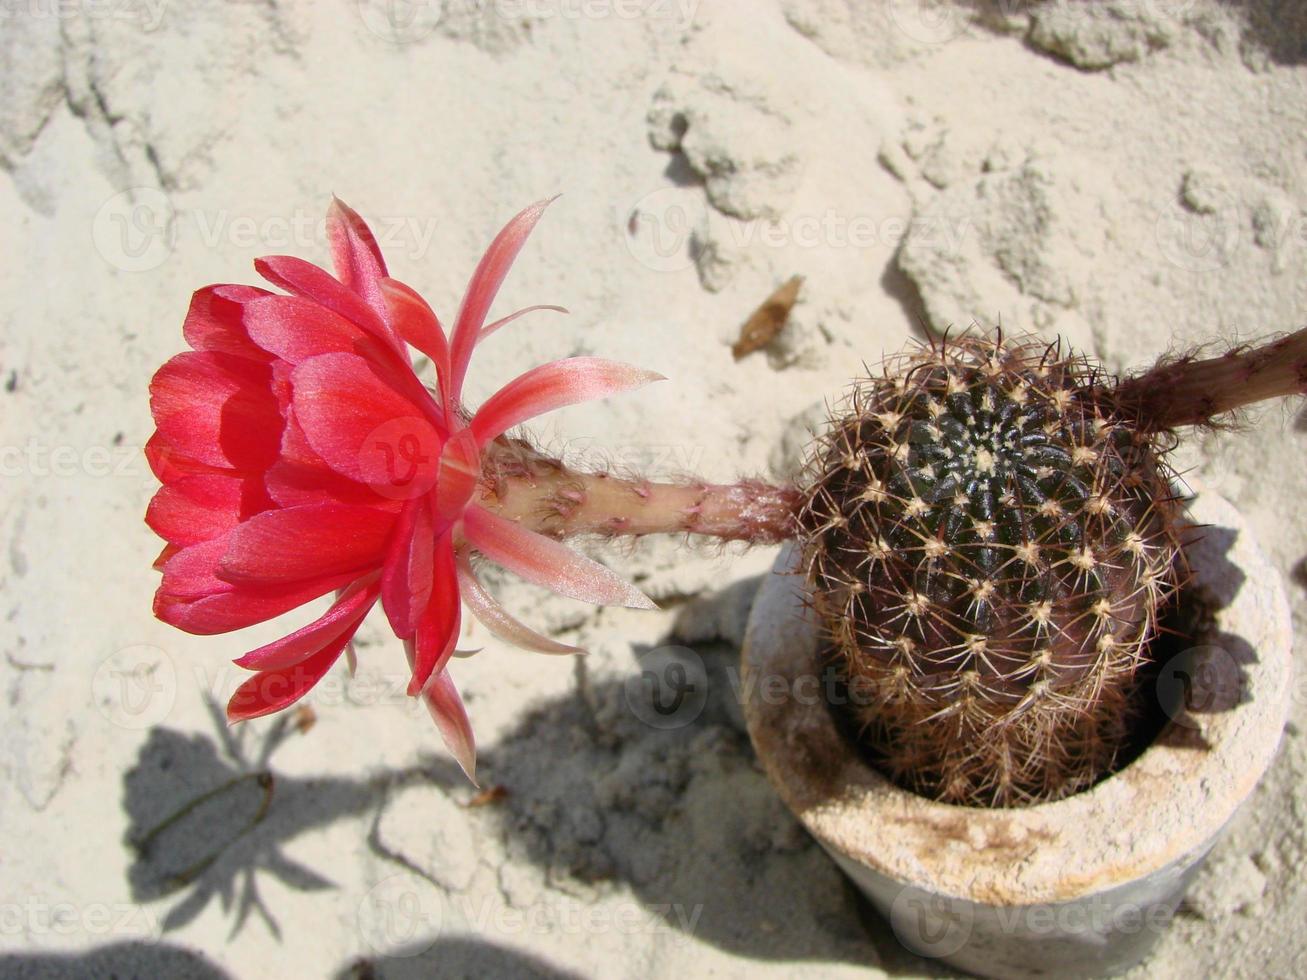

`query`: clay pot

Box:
[740,487,1292,979]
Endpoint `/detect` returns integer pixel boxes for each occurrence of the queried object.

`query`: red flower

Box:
[147,198,659,779]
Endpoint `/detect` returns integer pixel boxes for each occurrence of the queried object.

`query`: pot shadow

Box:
[424,622,949,976]
[335,937,586,980]
[1148,524,1261,752]
[0,940,234,979]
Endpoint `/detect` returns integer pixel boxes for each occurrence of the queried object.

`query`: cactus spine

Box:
[800,335,1186,806]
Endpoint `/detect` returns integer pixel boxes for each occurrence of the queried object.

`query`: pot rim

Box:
[741,486,1293,906]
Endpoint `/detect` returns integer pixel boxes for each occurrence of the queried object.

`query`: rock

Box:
[0,14,63,169]
[1027,1,1176,70]
[1180,168,1233,215]
[896,149,1111,340]
[648,73,803,221]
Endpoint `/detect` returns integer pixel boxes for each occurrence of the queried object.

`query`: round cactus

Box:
[799,335,1186,806]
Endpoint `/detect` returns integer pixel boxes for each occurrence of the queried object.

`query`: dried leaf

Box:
[465,784,509,807]
[732,275,803,360]
[293,705,317,734]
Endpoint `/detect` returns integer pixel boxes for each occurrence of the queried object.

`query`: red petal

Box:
[469,357,663,445]
[155,577,357,635]
[456,552,582,654]
[234,573,379,671]
[433,428,481,528]
[243,291,439,418]
[145,431,222,483]
[155,537,358,635]
[380,498,435,640]
[462,504,655,609]
[327,197,389,320]
[217,502,396,585]
[183,284,274,361]
[146,474,270,547]
[255,254,398,353]
[153,543,181,570]
[242,294,371,364]
[292,352,442,497]
[380,278,451,394]
[265,408,400,511]
[156,535,231,598]
[149,351,282,471]
[447,198,555,407]
[407,535,459,695]
[263,460,399,511]
[226,633,349,722]
[423,669,477,783]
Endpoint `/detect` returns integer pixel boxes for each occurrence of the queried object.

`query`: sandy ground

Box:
[2,1,1307,977]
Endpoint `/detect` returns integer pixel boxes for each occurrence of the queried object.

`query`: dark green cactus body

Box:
[801,336,1184,806]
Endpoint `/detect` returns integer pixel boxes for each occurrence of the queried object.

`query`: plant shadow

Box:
[119,649,943,974]
[123,700,405,938]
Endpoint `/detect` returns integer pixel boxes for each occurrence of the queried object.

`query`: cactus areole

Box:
[800,336,1188,807]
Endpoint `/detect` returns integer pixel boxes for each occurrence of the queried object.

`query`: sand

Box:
[1,1,1305,977]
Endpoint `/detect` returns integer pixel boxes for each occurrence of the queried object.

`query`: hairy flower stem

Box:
[1115,326,1307,431]
[474,440,801,544]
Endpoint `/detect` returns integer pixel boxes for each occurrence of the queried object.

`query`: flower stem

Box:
[1114,327,1307,431]
[475,440,801,544]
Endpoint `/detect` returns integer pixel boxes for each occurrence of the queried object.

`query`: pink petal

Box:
[475,307,567,344]
[447,198,555,408]
[380,498,435,640]
[234,573,380,671]
[146,474,271,547]
[255,254,399,354]
[406,535,459,695]
[380,278,451,392]
[423,669,477,784]
[327,197,388,320]
[469,357,663,445]
[462,504,655,609]
[182,284,274,361]
[479,304,568,344]
[227,632,349,722]
[149,352,282,472]
[217,502,397,586]
[456,551,582,654]
[291,352,442,497]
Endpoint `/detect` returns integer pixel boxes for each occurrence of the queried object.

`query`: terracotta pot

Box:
[740,487,1292,979]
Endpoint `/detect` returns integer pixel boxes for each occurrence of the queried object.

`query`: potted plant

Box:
[146,200,1302,977]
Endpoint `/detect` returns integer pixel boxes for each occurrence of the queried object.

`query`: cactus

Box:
[799,335,1188,806]
[476,326,1307,808]
[149,197,1307,800]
